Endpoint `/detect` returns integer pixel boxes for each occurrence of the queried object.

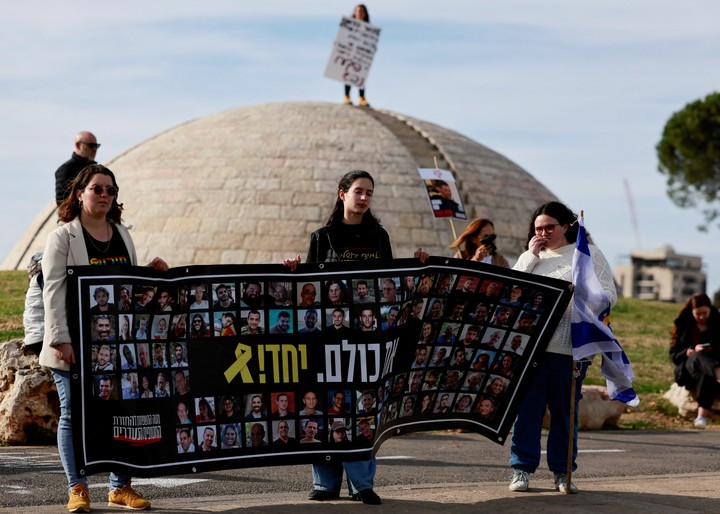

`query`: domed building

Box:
[3,102,557,269]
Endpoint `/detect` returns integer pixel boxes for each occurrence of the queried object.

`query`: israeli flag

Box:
[571,215,640,406]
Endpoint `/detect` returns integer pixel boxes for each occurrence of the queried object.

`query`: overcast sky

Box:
[2,1,719,294]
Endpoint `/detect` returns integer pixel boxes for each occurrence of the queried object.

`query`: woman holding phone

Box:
[669,293,720,427]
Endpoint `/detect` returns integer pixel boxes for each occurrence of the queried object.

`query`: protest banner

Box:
[418,168,467,220]
[67,257,571,477]
[324,15,381,88]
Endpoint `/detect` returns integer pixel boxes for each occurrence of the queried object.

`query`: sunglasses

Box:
[81,141,101,149]
[86,185,118,196]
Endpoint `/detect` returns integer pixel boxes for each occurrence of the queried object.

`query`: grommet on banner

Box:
[72,373,79,380]
[396,428,401,434]
[319,263,325,269]
[325,455,332,461]
[192,467,197,473]
[68,269,74,275]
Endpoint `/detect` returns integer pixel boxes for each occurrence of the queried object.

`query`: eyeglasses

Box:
[534,223,560,234]
[86,185,118,196]
[302,289,317,295]
[80,141,101,149]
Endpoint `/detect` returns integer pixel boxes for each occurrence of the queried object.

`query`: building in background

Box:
[615,246,706,304]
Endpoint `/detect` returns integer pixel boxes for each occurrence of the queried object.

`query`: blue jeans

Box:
[52,369,131,492]
[311,457,376,494]
[509,353,588,474]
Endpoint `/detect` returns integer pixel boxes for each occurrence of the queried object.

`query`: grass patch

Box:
[0,270,26,341]
[584,296,677,395]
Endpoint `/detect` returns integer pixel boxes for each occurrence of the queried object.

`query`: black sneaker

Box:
[308,489,340,501]
[357,489,382,505]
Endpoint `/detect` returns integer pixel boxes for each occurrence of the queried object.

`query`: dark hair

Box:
[93,286,109,299]
[198,398,215,419]
[325,170,382,227]
[326,280,349,302]
[524,201,578,249]
[671,293,715,347]
[58,164,123,223]
[353,3,370,22]
[190,314,208,338]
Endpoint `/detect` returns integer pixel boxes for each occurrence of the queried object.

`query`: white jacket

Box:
[513,243,616,356]
[23,272,45,346]
[39,217,137,371]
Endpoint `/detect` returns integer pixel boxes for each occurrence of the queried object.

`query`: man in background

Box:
[55,131,99,205]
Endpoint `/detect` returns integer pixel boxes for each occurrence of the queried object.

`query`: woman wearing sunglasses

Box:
[40,164,167,512]
[507,201,615,495]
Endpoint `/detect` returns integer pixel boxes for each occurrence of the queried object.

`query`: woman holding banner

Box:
[508,201,615,495]
[40,164,167,512]
[343,4,371,107]
[283,170,427,505]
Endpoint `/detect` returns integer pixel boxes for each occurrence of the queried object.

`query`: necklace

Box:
[84,223,112,253]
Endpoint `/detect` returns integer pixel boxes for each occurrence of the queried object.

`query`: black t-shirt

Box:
[82,226,131,266]
[308,223,393,263]
[332,224,384,262]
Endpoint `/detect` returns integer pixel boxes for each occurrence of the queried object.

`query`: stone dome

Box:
[4,102,557,269]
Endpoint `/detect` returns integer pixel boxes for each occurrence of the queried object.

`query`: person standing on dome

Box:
[343,4,371,107]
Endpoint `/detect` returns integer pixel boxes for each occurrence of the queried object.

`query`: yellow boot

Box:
[343,95,352,105]
[108,481,151,510]
[67,483,90,513]
[358,96,369,107]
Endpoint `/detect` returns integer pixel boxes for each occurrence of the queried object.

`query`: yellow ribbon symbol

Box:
[224,343,253,384]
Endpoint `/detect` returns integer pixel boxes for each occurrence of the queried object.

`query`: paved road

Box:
[1,429,719,512]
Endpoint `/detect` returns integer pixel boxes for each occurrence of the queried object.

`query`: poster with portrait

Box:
[324,15,381,88]
[67,257,571,477]
[418,168,467,220]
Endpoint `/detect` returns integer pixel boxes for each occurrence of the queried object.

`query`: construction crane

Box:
[624,179,641,249]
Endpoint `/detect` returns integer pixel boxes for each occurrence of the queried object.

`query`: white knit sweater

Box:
[513,243,617,356]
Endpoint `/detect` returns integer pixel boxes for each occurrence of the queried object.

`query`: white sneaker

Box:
[509,470,530,492]
[694,416,708,427]
[554,472,578,494]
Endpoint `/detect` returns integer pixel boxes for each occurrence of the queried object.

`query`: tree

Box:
[656,92,720,230]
